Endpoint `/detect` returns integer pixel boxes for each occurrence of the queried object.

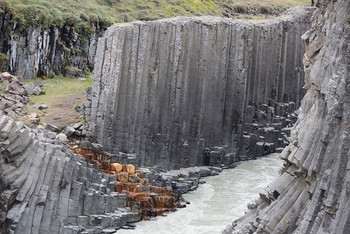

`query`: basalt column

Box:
[88,7,314,169]
[225,0,350,233]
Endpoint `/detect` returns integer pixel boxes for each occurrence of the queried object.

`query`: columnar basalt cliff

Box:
[0,10,105,79]
[86,7,314,169]
[0,115,141,233]
[225,0,350,233]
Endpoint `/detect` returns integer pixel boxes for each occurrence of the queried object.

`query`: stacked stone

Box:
[0,72,44,117]
[225,0,350,233]
[239,101,298,160]
[0,114,140,233]
[87,7,314,169]
[157,166,223,193]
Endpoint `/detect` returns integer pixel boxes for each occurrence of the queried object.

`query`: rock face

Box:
[224,0,350,233]
[86,7,314,169]
[0,10,104,79]
[0,115,140,233]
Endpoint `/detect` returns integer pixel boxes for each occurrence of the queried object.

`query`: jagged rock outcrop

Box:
[86,7,314,169]
[0,114,140,233]
[0,10,104,79]
[224,0,350,233]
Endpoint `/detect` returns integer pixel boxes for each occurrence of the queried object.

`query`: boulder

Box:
[34,80,43,87]
[73,122,83,130]
[56,133,68,142]
[32,86,45,95]
[64,66,82,77]
[0,72,18,81]
[63,126,75,137]
[33,103,48,110]
[23,82,35,96]
[46,123,59,132]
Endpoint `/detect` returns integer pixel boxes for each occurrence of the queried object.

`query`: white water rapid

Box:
[119,153,283,234]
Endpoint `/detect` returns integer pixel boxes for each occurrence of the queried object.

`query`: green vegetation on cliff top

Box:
[0,0,309,30]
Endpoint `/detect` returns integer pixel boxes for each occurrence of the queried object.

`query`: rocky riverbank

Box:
[0,111,227,233]
[0,5,324,234]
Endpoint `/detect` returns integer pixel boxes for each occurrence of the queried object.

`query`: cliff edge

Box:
[87,7,314,169]
[226,0,350,233]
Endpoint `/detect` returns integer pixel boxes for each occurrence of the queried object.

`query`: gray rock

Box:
[33,103,48,110]
[88,7,313,169]
[63,126,75,138]
[23,82,35,96]
[32,86,45,95]
[80,141,92,149]
[228,1,350,233]
[75,105,82,113]
[46,132,57,139]
[64,66,82,77]
[34,80,43,87]
[46,123,59,132]
[73,122,83,130]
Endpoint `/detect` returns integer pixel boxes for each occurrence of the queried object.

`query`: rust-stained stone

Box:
[71,146,180,219]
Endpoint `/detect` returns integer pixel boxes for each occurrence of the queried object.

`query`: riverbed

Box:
[119,153,283,234]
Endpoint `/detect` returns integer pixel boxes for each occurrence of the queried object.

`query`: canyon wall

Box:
[87,7,314,169]
[225,0,350,233]
[0,114,140,233]
[0,10,105,79]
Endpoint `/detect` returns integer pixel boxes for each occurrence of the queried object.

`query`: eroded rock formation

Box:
[0,115,140,233]
[86,7,314,169]
[0,10,104,79]
[225,0,350,233]
[0,112,223,233]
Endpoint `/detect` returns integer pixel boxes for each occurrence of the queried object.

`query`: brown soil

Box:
[43,92,85,129]
[18,92,86,130]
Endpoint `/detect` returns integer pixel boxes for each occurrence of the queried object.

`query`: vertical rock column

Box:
[0,115,140,233]
[88,7,314,169]
[225,0,350,233]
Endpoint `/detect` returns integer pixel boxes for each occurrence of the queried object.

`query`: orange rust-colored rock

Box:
[126,164,136,174]
[117,172,129,182]
[70,145,181,219]
[111,163,123,172]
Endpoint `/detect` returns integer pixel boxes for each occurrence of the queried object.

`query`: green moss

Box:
[0,52,9,72]
[0,0,309,31]
[0,52,8,60]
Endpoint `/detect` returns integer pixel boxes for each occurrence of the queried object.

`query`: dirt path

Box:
[43,92,85,129]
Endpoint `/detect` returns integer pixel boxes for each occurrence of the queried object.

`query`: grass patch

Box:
[27,77,92,108]
[17,76,92,128]
[219,0,310,15]
[0,52,9,72]
[0,0,310,31]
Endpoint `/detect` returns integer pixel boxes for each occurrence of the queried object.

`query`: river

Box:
[119,153,283,234]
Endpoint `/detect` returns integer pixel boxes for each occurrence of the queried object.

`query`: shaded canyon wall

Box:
[86,7,314,169]
[225,0,350,233]
[0,10,105,79]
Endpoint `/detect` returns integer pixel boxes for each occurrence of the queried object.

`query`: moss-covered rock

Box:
[0,53,9,72]
[64,66,82,77]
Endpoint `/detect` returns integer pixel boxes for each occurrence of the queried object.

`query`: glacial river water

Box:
[119,153,283,234]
